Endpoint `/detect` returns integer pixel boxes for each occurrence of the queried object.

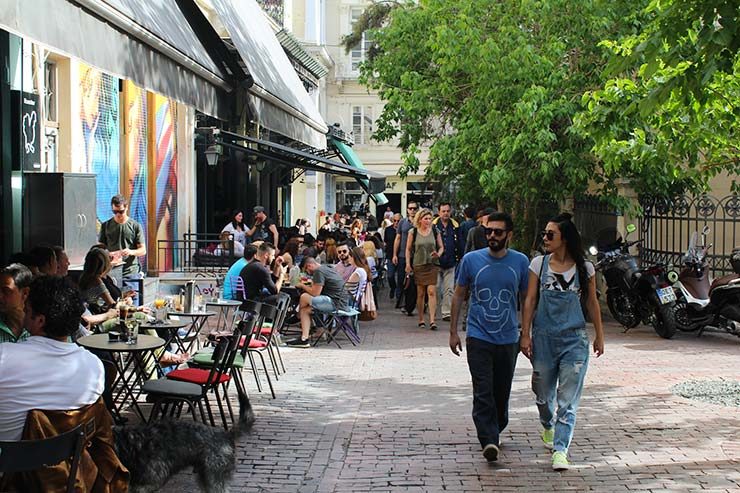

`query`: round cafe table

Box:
[163,311,216,353]
[77,334,166,421]
[139,319,192,354]
[205,299,243,330]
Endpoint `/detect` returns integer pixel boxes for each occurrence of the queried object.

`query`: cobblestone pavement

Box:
[161,299,740,492]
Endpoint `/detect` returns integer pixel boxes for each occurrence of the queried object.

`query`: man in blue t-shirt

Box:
[449,211,529,463]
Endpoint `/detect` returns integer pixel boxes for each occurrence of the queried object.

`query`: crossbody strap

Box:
[534,254,548,312]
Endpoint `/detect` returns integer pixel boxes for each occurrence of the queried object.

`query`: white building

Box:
[284,0,434,225]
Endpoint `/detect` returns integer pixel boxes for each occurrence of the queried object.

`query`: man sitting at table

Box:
[0,275,104,441]
[0,263,33,343]
[223,243,259,300]
[286,256,349,348]
[238,242,285,305]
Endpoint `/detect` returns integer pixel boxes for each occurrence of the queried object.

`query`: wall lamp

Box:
[205,144,223,166]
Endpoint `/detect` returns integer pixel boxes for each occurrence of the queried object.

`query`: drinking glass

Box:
[125,319,139,344]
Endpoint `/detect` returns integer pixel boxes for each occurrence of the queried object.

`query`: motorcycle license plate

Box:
[656,287,676,304]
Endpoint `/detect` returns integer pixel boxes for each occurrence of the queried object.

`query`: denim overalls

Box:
[531,255,590,453]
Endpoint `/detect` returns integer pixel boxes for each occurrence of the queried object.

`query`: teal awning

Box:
[330,138,389,206]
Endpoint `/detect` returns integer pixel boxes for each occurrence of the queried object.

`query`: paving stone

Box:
[155,303,740,492]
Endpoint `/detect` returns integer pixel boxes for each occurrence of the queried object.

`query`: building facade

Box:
[285,0,434,224]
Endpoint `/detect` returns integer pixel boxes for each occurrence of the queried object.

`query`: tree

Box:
[575,0,740,198]
[347,0,646,250]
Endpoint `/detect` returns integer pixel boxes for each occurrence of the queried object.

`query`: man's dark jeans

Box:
[386,258,397,298]
[394,257,407,306]
[466,337,519,448]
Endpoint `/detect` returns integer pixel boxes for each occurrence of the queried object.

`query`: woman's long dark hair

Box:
[550,213,589,299]
[79,247,111,291]
[231,210,245,230]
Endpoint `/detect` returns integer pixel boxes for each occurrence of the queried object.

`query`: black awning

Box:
[213,130,385,182]
[0,0,232,118]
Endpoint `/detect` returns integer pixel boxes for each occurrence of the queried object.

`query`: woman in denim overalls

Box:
[520,213,605,471]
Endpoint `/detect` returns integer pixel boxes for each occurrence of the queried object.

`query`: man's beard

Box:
[488,238,507,252]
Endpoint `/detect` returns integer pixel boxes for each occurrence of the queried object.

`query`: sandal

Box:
[429,323,438,331]
[417,322,426,329]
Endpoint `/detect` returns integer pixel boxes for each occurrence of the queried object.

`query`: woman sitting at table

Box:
[344,247,371,301]
[214,231,244,258]
[319,238,338,265]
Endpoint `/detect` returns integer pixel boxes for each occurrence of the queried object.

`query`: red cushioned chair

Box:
[142,324,242,429]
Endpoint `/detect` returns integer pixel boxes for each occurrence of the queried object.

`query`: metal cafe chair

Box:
[0,423,87,493]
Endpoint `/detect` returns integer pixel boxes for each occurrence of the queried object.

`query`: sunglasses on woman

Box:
[541,230,557,240]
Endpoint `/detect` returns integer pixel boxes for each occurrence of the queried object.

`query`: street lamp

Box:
[205,144,222,166]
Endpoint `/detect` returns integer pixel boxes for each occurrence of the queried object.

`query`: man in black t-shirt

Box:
[286,257,348,348]
[238,242,284,304]
[247,206,279,247]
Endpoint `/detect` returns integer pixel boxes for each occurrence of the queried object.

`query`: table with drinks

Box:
[77,332,166,421]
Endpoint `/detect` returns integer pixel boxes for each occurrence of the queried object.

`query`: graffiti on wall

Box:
[124,81,149,271]
[154,95,178,271]
[79,64,120,224]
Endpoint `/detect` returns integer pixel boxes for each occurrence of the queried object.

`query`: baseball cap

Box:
[253,206,265,214]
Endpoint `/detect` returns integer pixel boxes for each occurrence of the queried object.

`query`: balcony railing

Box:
[157,233,236,275]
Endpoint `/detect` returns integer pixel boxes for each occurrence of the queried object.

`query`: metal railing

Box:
[640,194,740,277]
[156,233,236,275]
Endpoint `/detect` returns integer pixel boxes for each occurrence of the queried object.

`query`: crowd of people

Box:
[0,194,607,478]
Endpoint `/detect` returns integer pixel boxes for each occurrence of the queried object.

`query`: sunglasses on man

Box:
[407,206,418,211]
[112,209,126,215]
[337,250,349,255]
[483,227,508,237]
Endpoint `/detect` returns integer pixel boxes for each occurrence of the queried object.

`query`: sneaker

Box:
[285,338,310,348]
[442,315,451,321]
[482,443,499,462]
[541,428,554,449]
[552,451,570,471]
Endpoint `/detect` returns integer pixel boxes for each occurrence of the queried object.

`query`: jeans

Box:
[438,266,456,317]
[531,326,589,453]
[386,258,398,298]
[395,257,407,305]
[466,337,519,448]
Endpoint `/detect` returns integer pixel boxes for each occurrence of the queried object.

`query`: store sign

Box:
[12,91,41,170]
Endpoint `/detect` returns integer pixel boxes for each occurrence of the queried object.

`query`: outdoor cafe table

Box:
[205,299,242,330]
[162,311,216,353]
[138,319,192,354]
[77,334,165,421]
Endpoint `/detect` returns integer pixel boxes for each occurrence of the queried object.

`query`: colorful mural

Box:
[79,64,120,225]
[154,95,178,271]
[124,81,148,271]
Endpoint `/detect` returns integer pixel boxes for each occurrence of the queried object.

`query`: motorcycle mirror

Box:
[667,270,679,284]
[702,225,710,236]
[588,245,599,256]
[626,224,636,234]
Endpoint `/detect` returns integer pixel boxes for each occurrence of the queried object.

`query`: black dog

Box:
[113,393,255,493]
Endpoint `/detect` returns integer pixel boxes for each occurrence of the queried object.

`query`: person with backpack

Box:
[432,202,463,321]
[520,213,605,471]
[405,208,444,330]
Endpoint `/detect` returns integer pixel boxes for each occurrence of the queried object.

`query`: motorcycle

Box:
[589,224,678,338]
[671,226,740,337]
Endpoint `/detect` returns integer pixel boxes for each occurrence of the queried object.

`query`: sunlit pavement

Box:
[161,293,740,492]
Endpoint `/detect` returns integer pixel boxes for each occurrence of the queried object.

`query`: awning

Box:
[330,138,389,206]
[213,130,386,183]
[210,0,329,149]
[0,0,231,118]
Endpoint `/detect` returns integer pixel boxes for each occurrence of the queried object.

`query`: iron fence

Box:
[156,233,236,275]
[640,194,740,277]
[573,195,621,250]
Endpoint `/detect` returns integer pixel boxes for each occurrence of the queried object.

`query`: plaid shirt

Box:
[0,318,29,343]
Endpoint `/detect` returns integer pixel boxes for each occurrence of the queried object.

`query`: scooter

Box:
[589,224,678,338]
[671,227,740,337]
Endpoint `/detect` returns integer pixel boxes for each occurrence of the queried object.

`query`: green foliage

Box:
[577,0,740,197]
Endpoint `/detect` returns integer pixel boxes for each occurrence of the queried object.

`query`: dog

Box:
[113,393,255,493]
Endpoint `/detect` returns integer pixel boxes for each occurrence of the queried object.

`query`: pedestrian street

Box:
[161,305,740,492]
